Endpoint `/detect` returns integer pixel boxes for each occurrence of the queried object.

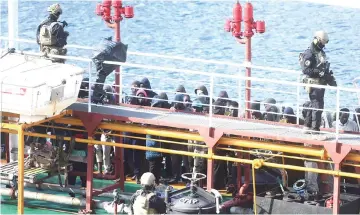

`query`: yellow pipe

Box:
[344,154,360,163]
[3,119,360,164]
[1,111,70,131]
[27,121,338,164]
[252,163,257,215]
[211,155,360,179]
[2,123,360,166]
[54,117,360,163]
[217,146,332,164]
[0,128,17,134]
[2,129,360,179]
[219,138,327,160]
[18,131,211,160]
[55,118,203,141]
[25,110,71,128]
[1,123,21,131]
[19,123,343,166]
[0,111,20,118]
[17,124,25,215]
[18,131,360,179]
[54,118,325,157]
[37,124,208,149]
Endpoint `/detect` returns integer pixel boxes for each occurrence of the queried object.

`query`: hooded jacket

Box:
[213,91,229,115]
[136,89,150,106]
[140,77,157,98]
[151,93,170,109]
[125,80,141,105]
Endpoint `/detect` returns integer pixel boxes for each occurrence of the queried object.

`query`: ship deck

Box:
[68,102,360,149]
[0,174,232,214]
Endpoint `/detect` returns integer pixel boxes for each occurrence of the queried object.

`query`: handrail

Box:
[0,37,299,74]
[8,49,357,93]
[1,44,360,141]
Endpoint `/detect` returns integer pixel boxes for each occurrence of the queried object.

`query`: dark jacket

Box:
[36,14,68,47]
[300,43,324,78]
[140,77,157,98]
[213,91,229,115]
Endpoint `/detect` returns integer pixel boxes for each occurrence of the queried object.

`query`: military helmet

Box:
[47,3,62,16]
[314,30,329,45]
[140,172,156,186]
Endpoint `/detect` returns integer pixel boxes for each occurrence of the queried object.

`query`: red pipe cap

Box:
[112,0,122,7]
[103,0,112,7]
[256,21,265,33]
[124,6,134,18]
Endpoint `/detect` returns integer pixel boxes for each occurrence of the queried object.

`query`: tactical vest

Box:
[39,22,67,63]
[300,50,327,93]
[132,191,157,215]
[39,22,63,46]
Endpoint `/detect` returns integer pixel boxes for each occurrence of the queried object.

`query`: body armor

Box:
[300,50,327,93]
[38,21,68,63]
[131,190,157,215]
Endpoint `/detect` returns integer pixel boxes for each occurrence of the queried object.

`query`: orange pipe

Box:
[3,130,360,179]
[54,118,203,141]
[3,118,360,164]
[220,138,328,160]
[53,118,328,158]
[17,125,25,214]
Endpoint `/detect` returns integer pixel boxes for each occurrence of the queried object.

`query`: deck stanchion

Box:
[332,163,341,214]
[88,62,92,113]
[114,18,121,105]
[17,125,24,215]
[335,88,340,142]
[296,75,301,125]
[237,70,243,118]
[119,64,123,103]
[209,75,214,127]
[252,160,260,215]
[5,125,10,162]
[7,0,19,50]
[85,137,95,213]
[206,147,214,191]
[118,136,124,191]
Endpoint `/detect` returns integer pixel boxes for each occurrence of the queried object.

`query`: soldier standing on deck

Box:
[299,30,337,136]
[299,31,337,196]
[36,4,69,63]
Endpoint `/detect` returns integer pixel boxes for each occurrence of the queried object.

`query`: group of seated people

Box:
[73,76,360,192]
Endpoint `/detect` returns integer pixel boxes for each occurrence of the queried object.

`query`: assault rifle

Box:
[318,61,337,87]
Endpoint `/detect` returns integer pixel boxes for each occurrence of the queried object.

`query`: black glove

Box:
[318,62,330,77]
[325,70,337,86]
[312,68,322,76]
[62,21,68,27]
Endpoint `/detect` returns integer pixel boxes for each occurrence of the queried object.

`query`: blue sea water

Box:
[0,0,359,113]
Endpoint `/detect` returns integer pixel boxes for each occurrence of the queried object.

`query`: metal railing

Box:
[1,37,360,143]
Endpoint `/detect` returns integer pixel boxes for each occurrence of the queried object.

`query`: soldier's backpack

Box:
[39,22,63,46]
